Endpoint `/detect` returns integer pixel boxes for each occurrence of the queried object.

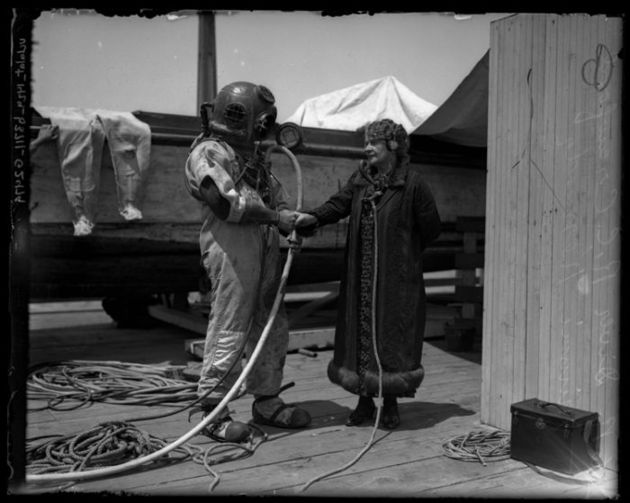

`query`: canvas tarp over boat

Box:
[412,51,489,147]
[284,75,437,133]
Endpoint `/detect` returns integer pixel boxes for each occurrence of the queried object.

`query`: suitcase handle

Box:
[537,400,573,417]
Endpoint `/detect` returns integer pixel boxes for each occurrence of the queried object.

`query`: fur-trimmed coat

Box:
[308,158,441,397]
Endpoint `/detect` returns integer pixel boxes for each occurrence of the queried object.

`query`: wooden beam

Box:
[197,12,217,112]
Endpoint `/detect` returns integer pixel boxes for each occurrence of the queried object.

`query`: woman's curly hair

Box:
[363,119,409,156]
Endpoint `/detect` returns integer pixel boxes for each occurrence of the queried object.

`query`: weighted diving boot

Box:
[252,392,311,429]
[196,402,250,443]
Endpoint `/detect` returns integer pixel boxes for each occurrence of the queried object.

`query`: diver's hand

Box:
[277,209,298,234]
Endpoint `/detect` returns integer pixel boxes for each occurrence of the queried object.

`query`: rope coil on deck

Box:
[442,429,511,465]
[26,421,203,475]
[26,420,269,490]
[27,360,197,410]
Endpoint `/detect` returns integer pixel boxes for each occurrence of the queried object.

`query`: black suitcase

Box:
[510,398,600,474]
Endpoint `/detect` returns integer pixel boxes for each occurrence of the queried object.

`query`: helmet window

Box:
[254,112,276,135]
[224,102,247,128]
[257,85,275,104]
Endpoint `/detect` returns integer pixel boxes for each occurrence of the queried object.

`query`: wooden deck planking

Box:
[21,309,610,497]
[27,352,481,433]
[78,403,480,495]
[141,428,514,497]
[426,464,618,498]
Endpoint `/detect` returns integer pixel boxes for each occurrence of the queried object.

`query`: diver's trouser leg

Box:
[197,246,261,405]
[246,229,289,397]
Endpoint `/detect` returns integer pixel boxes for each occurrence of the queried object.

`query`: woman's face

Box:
[364,139,393,169]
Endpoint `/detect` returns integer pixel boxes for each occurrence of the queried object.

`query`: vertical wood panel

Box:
[495,16,511,428]
[496,15,515,429]
[524,14,547,400]
[484,17,504,428]
[561,13,580,407]
[573,13,591,410]
[566,14,582,407]
[548,13,570,406]
[498,16,513,427]
[483,13,620,470]
[511,15,531,428]
[507,15,524,428]
[606,15,621,470]
[480,20,501,422]
[590,14,622,470]
[536,14,558,404]
[576,15,597,413]
[484,19,498,426]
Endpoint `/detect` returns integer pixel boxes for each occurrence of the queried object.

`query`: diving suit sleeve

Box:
[198,176,231,220]
[198,174,281,224]
[185,141,247,222]
[240,170,290,225]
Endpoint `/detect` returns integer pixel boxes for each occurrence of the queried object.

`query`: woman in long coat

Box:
[295,119,441,429]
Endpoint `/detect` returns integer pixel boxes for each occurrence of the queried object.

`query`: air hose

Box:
[25,144,303,485]
[300,196,385,492]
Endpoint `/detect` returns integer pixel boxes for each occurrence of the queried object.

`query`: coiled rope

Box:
[27,360,197,411]
[26,421,269,493]
[25,144,303,486]
[442,429,511,466]
[442,429,610,488]
[199,423,268,492]
[26,421,201,475]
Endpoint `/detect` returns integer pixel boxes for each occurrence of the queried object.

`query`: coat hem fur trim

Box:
[327,360,424,397]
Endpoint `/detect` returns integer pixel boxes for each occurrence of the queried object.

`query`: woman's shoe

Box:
[346,396,376,426]
[381,396,400,429]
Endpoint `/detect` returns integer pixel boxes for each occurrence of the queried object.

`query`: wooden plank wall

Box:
[482,13,622,470]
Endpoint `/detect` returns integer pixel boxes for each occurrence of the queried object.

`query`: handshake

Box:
[277,210,318,235]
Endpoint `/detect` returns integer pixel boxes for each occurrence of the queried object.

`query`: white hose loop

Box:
[26,145,303,485]
[265,144,303,212]
[299,198,384,493]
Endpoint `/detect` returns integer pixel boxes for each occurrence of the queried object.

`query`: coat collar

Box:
[357,156,409,188]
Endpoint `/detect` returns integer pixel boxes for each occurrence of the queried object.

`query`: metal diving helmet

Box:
[201,81,278,145]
